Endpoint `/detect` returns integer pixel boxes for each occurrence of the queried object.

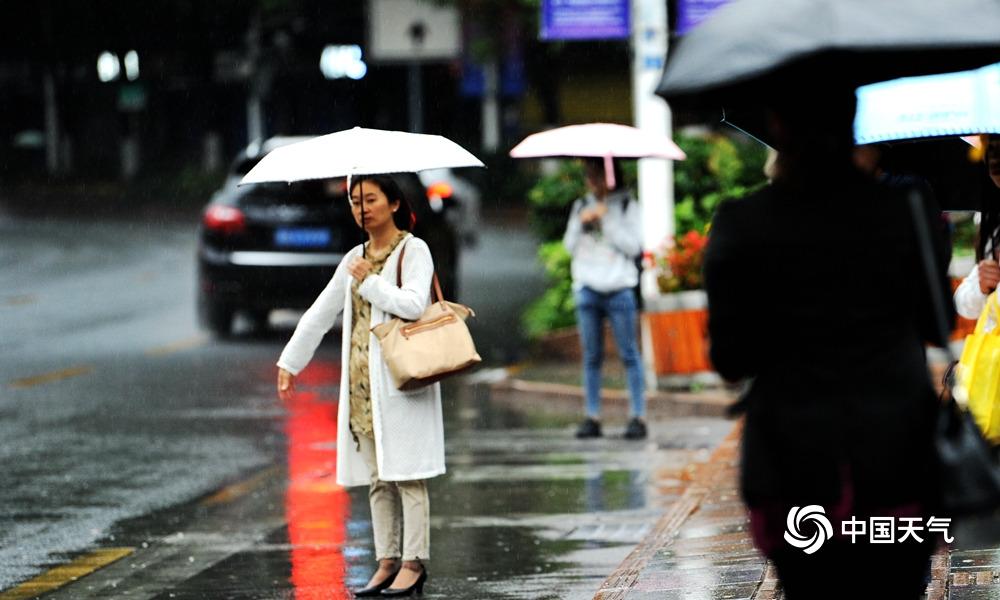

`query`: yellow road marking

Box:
[145,335,208,357]
[2,295,37,307]
[201,467,280,507]
[8,366,93,390]
[0,547,134,600]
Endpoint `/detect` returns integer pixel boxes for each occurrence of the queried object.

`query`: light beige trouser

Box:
[358,435,430,561]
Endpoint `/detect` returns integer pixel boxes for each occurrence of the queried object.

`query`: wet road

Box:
[0,213,729,598]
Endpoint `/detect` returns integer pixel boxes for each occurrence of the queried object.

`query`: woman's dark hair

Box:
[582,157,625,190]
[977,138,1000,260]
[978,211,1000,261]
[350,174,413,231]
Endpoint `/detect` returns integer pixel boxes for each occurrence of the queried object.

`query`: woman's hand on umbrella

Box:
[348,257,374,282]
[278,368,296,402]
[979,260,1000,294]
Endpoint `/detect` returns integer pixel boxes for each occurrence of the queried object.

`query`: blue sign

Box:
[676,0,730,35]
[541,0,630,41]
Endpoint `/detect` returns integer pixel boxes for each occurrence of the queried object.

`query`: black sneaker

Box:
[575,418,602,439]
[623,418,647,440]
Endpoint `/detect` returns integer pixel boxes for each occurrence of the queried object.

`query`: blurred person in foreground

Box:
[703,86,954,599]
[563,158,647,440]
[277,175,442,597]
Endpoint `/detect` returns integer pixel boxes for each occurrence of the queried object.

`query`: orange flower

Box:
[654,228,708,293]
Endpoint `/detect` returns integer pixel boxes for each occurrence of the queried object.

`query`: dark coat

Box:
[704,170,954,509]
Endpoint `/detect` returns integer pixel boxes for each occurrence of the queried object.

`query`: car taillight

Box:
[426,182,453,200]
[203,205,246,235]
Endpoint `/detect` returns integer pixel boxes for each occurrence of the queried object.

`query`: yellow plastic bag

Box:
[957,292,1000,443]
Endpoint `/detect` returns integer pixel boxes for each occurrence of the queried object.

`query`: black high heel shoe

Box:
[380,566,427,597]
[352,568,400,598]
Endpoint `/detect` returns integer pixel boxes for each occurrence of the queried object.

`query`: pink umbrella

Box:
[509,123,686,189]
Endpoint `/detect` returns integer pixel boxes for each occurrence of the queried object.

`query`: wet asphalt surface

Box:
[0,210,730,599]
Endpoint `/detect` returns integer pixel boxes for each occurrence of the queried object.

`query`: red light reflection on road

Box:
[284,359,351,599]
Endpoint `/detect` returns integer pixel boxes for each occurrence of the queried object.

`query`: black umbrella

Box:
[657,0,1000,209]
[657,0,1000,118]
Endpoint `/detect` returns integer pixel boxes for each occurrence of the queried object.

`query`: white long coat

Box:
[276,234,446,487]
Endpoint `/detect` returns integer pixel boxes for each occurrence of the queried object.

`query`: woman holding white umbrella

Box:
[277,174,439,597]
[247,127,482,597]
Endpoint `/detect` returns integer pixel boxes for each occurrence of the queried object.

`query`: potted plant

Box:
[642,228,713,378]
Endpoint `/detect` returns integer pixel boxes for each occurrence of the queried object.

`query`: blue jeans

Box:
[574,287,646,419]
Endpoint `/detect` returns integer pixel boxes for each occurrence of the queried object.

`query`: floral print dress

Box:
[348,231,408,439]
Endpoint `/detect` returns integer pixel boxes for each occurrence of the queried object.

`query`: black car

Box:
[197,137,460,335]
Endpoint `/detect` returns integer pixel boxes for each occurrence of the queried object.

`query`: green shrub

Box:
[526,161,586,241]
[521,241,576,339]
[673,133,768,235]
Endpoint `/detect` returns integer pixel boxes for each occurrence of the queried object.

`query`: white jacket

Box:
[277,234,446,486]
[955,263,998,331]
[562,190,642,293]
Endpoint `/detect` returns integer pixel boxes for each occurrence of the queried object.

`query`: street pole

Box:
[407,22,426,134]
[631,0,673,298]
[408,62,424,133]
[43,71,59,175]
[481,60,500,153]
[246,16,265,144]
[40,0,59,175]
[632,0,672,391]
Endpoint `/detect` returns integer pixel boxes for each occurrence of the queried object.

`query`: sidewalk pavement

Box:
[488,362,736,421]
[496,365,997,600]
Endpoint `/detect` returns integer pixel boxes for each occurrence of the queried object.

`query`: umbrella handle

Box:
[604,155,616,190]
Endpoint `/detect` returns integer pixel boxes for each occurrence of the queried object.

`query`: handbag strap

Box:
[394,237,445,303]
[396,241,407,287]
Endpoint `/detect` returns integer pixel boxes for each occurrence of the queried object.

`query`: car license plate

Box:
[274,227,331,248]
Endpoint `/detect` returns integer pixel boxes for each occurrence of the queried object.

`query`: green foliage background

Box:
[521,134,769,339]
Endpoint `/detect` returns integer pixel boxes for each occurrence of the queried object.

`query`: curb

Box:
[489,375,736,420]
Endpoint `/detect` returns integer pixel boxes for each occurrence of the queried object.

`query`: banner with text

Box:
[541,0,630,41]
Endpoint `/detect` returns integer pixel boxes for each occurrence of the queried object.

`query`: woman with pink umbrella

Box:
[511,123,686,440]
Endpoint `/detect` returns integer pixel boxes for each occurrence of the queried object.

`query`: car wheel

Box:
[200,299,234,337]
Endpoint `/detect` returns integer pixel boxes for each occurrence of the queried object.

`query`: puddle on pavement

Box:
[433,470,646,516]
[83,378,728,599]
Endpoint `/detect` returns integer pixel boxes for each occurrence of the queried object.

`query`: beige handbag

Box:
[372,242,481,390]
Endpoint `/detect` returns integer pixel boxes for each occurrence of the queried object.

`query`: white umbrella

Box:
[240,127,484,184]
[239,127,485,255]
[509,123,686,188]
